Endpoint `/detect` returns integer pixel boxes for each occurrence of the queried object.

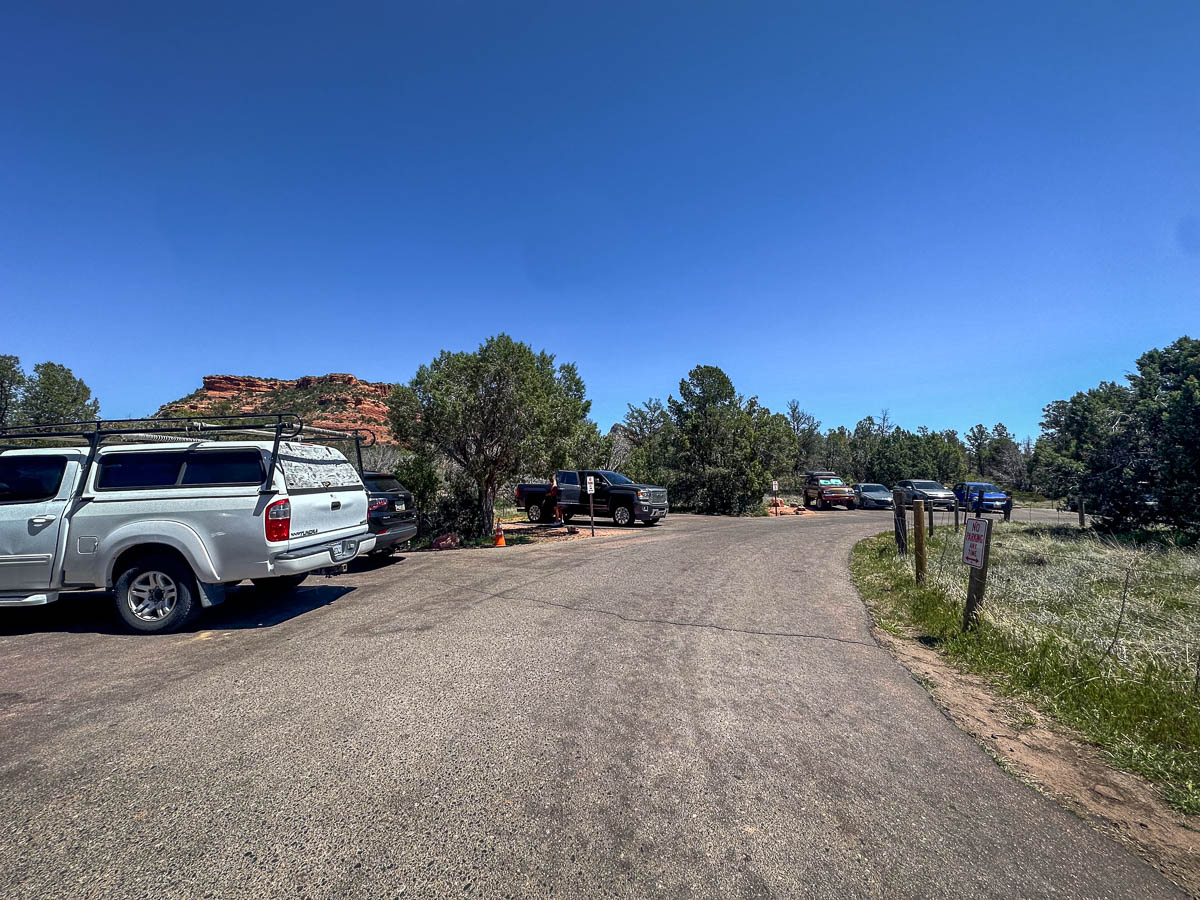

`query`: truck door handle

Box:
[330,500,341,511]
[29,515,57,525]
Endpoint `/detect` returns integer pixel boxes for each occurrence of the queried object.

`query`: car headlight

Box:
[637,489,650,500]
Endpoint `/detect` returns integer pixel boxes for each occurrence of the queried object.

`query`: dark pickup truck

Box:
[515,470,669,526]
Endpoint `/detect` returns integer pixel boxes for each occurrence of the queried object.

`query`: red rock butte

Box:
[156,373,395,441]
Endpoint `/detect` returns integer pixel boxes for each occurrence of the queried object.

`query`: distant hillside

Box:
[156,374,395,440]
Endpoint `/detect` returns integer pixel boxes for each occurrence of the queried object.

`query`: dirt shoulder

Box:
[868,619,1200,897]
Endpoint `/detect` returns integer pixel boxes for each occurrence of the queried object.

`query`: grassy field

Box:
[851,522,1200,814]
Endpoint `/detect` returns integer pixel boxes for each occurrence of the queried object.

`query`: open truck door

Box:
[556,470,581,508]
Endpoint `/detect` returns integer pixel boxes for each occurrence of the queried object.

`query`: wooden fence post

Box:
[954,498,960,532]
[913,500,927,584]
[1078,495,1086,528]
[927,499,934,537]
[893,489,908,556]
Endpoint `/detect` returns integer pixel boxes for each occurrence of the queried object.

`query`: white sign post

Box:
[962,518,989,568]
[586,475,595,536]
[961,516,993,630]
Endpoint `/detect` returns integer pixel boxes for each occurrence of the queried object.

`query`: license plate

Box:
[330,539,357,562]
[395,502,405,511]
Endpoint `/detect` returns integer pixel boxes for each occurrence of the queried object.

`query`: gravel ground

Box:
[0,511,1184,898]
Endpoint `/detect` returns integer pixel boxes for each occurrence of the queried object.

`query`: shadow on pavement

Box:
[0,583,356,636]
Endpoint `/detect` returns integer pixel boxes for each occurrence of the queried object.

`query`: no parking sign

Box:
[962,518,991,569]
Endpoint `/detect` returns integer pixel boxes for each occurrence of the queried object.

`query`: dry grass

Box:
[852,522,1200,814]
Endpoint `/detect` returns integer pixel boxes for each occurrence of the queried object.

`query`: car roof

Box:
[0,446,90,458]
[94,440,278,453]
[2,440,336,457]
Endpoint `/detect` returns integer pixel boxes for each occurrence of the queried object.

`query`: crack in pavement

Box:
[520,595,880,647]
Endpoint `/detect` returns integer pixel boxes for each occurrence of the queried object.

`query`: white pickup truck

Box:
[0,420,375,633]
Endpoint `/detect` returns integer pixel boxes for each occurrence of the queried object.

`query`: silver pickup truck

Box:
[0,417,375,633]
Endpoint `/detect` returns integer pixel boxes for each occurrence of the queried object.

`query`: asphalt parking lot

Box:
[0,512,1183,898]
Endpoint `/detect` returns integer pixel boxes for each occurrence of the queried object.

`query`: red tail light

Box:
[265,498,291,542]
[368,497,387,514]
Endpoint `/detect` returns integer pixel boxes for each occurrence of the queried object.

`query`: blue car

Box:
[953,482,1009,512]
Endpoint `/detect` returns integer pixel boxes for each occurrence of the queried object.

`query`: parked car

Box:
[893,479,956,509]
[953,482,1009,512]
[851,483,894,509]
[803,471,855,509]
[0,417,374,633]
[362,471,417,557]
[515,470,668,526]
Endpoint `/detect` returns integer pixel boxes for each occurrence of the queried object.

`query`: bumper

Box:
[820,495,855,506]
[371,521,418,550]
[858,498,893,509]
[270,534,377,576]
[635,503,669,522]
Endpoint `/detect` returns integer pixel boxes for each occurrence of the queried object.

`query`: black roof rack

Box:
[0,413,377,492]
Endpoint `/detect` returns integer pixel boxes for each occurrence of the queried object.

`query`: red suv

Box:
[803,471,856,510]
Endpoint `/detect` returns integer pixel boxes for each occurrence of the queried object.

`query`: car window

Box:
[913,481,943,490]
[818,478,844,485]
[97,451,185,490]
[558,471,579,486]
[365,476,404,493]
[180,450,264,486]
[0,456,68,503]
[277,442,362,490]
[599,471,632,485]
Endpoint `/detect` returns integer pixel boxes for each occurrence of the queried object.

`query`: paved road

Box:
[0,512,1183,898]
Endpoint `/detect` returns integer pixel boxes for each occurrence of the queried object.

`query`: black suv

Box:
[362,471,417,556]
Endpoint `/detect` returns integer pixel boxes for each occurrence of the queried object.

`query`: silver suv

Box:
[0,416,374,633]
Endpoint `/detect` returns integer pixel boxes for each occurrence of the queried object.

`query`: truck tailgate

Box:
[276,443,368,551]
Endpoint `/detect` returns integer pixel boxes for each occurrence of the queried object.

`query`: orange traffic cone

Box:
[493,521,506,547]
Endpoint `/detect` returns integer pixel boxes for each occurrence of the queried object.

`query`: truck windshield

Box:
[818,478,844,485]
[598,471,632,485]
[365,476,404,493]
[913,481,943,490]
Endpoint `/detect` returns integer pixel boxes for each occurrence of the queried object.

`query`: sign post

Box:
[961,516,993,630]
[892,489,908,556]
[772,479,779,516]
[586,475,595,537]
[913,500,927,583]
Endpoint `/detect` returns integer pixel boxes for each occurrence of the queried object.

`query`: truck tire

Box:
[846,500,856,510]
[526,502,543,523]
[251,574,308,594]
[612,503,634,526]
[114,553,199,634]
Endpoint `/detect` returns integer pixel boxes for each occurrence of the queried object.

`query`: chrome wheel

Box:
[526,503,542,523]
[613,505,632,526]
[127,570,178,622]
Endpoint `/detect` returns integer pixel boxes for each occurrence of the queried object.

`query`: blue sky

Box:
[2,1,1197,440]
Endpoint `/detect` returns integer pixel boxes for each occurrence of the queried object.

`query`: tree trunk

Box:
[478,482,497,538]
